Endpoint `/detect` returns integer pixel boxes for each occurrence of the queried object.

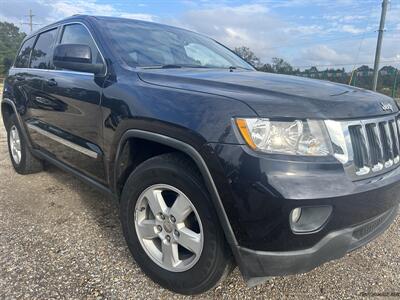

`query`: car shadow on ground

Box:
[42,163,127,249]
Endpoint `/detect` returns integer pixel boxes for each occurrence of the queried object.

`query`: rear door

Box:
[26,23,107,183]
[7,36,39,125]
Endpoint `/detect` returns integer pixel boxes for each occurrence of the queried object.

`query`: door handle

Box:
[16,75,25,81]
[47,78,57,86]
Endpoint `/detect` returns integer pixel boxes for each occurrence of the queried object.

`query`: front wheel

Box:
[120,153,232,294]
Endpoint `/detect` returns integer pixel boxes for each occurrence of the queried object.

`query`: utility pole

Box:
[372,0,389,91]
[21,9,40,32]
[393,69,399,98]
[28,9,33,32]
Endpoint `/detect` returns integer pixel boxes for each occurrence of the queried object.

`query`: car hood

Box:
[137,69,398,119]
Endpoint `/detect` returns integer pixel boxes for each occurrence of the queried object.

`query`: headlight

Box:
[235,118,332,156]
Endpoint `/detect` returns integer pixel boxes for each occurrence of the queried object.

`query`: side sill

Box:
[33,149,117,201]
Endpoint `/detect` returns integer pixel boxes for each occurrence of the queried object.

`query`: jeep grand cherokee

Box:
[2,15,399,294]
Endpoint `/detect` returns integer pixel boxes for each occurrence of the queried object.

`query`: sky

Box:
[0,0,399,70]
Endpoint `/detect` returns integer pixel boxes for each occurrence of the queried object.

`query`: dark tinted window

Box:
[30,28,57,69]
[14,37,35,68]
[100,19,253,70]
[60,24,101,64]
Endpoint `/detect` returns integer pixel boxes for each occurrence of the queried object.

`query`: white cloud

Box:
[0,0,155,32]
[119,13,156,22]
[283,25,325,36]
[48,0,115,17]
[341,25,364,34]
[168,4,288,61]
[300,45,352,66]
[48,0,156,21]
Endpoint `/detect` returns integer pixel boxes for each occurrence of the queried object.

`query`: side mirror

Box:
[53,44,104,75]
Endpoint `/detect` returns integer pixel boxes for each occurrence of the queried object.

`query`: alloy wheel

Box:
[9,125,21,165]
[134,184,204,272]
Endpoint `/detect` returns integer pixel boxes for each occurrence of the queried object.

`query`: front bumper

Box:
[238,205,398,286]
[206,143,400,283]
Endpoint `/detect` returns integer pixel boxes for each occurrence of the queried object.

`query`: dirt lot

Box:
[0,88,399,299]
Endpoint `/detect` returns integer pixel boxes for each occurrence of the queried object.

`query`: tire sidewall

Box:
[120,162,227,294]
[6,115,27,172]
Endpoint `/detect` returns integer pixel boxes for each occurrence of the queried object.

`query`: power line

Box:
[349,4,375,85]
[264,31,377,50]
[292,60,400,69]
[21,9,41,32]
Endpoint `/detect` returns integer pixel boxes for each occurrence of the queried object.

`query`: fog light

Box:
[291,208,302,223]
[289,206,332,234]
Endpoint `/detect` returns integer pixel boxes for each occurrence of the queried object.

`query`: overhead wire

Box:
[348,5,375,85]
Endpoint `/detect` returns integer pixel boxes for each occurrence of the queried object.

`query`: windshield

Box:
[100,18,254,70]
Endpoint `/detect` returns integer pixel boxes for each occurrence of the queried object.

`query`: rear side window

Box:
[14,37,35,68]
[30,28,58,69]
[60,24,102,64]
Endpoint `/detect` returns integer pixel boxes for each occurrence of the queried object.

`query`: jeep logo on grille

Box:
[380,102,394,112]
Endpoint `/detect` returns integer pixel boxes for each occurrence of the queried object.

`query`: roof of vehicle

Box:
[24,15,196,40]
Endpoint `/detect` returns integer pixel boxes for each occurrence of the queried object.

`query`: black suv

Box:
[2,15,399,295]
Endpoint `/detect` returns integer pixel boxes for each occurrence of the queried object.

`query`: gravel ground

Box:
[0,90,399,299]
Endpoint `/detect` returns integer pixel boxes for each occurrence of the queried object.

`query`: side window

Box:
[60,24,102,64]
[30,28,58,69]
[14,37,35,68]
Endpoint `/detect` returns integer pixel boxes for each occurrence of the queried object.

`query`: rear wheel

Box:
[6,114,43,174]
[120,153,232,294]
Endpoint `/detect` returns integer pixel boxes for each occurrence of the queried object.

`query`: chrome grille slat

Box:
[365,124,380,167]
[372,123,384,164]
[360,124,371,167]
[325,114,400,180]
[349,125,366,169]
[382,122,394,167]
[369,124,384,172]
[389,120,399,161]
[378,122,389,161]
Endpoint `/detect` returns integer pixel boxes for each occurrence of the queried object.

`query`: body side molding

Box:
[32,149,115,198]
[27,123,98,159]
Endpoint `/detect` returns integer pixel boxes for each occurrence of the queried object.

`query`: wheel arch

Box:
[1,98,33,148]
[1,101,14,129]
[113,129,239,250]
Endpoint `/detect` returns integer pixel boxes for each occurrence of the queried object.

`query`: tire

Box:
[120,153,233,294]
[6,114,43,174]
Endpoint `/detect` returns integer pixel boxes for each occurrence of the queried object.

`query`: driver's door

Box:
[26,23,106,183]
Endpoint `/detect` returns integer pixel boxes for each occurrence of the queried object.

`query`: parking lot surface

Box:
[0,90,399,299]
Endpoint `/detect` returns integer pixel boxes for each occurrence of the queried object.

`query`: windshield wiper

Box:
[140,64,183,69]
[160,64,184,69]
[140,64,251,70]
[228,66,252,71]
[140,64,217,69]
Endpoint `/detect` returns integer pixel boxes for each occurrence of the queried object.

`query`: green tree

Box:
[271,57,294,74]
[0,22,26,75]
[234,46,261,68]
[258,63,274,73]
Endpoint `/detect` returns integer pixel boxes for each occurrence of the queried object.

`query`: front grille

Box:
[348,116,400,176]
[325,114,400,179]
